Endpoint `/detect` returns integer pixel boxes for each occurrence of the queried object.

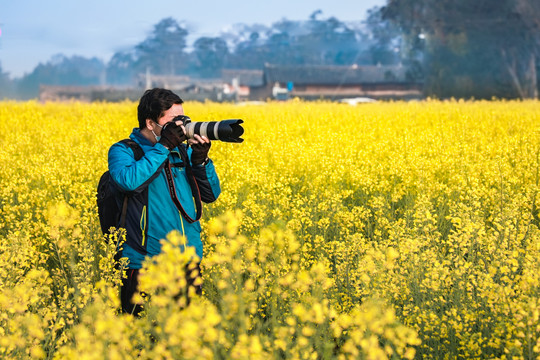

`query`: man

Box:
[108,88,221,315]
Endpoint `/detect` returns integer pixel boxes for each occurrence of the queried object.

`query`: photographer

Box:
[108,88,221,315]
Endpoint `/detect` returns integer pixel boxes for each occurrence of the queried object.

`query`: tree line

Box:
[1,1,539,100]
[2,12,397,99]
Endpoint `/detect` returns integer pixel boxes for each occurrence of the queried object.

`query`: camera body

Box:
[173,115,244,143]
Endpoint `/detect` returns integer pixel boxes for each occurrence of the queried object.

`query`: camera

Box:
[173,115,244,143]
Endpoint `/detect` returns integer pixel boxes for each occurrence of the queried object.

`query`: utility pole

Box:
[146,66,152,89]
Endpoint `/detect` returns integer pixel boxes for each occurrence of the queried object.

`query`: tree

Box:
[17,54,105,99]
[221,23,271,69]
[106,51,137,85]
[192,37,229,78]
[228,31,269,69]
[0,62,14,99]
[265,30,295,64]
[135,17,189,75]
[513,0,540,98]
[296,15,360,65]
[382,0,539,99]
[364,6,403,66]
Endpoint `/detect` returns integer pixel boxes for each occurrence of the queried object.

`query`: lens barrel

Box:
[184,119,244,143]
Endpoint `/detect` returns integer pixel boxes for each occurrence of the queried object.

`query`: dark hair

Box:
[137,88,184,129]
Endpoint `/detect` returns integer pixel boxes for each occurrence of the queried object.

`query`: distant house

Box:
[258,63,423,100]
[40,75,225,103]
[137,74,192,89]
[221,69,264,101]
[138,74,224,102]
[39,85,142,102]
[39,85,94,102]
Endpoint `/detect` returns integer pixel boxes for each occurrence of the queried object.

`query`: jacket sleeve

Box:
[108,142,169,193]
[190,158,221,203]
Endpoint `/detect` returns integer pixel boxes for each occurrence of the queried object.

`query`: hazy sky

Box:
[1,0,385,78]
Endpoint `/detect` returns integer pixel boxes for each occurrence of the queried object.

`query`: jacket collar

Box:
[130,128,154,147]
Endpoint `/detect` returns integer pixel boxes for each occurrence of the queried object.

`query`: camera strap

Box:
[163,148,202,224]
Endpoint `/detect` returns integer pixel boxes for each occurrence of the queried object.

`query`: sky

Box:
[0,0,385,78]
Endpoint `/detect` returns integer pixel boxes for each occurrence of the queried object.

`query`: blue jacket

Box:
[108,128,221,268]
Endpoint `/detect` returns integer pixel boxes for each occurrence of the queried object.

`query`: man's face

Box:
[148,103,184,135]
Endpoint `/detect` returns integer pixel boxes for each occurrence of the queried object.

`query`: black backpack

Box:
[97,139,144,236]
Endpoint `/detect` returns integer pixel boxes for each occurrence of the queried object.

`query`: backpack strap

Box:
[119,138,144,161]
[117,139,144,228]
[120,196,129,229]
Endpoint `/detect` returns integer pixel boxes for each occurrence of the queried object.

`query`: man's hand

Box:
[189,134,211,166]
[159,121,187,150]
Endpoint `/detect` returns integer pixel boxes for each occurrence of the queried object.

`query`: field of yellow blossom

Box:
[0,99,539,359]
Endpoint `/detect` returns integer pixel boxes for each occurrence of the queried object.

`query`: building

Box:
[221,69,264,101]
[257,63,423,101]
[40,78,225,103]
[39,85,142,102]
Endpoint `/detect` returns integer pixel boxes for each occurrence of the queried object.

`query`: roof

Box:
[222,69,264,87]
[264,64,413,85]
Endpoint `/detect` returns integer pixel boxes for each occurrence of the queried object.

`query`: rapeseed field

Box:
[0,99,538,359]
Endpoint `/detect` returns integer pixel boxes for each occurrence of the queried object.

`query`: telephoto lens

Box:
[174,115,244,143]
